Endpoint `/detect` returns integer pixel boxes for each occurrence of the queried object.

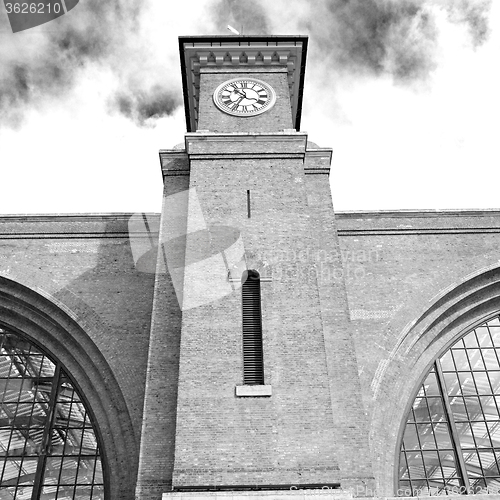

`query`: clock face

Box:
[213,78,276,117]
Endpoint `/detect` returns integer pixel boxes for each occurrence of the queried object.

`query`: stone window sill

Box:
[235,385,272,397]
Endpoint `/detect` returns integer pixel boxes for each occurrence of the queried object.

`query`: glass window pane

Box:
[0,486,33,500]
[441,350,455,372]
[434,423,453,448]
[41,485,74,499]
[464,451,482,477]
[488,371,500,394]
[410,399,425,422]
[452,349,470,371]
[424,371,440,396]
[439,450,460,484]
[60,456,79,485]
[482,349,499,370]
[418,423,438,450]
[449,396,468,421]
[468,349,486,370]
[412,397,437,422]
[458,372,477,395]
[90,485,105,500]
[463,396,482,420]
[490,328,500,344]
[477,328,494,347]
[43,457,64,485]
[403,423,420,450]
[400,451,410,478]
[421,450,442,477]
[480,396,499,420]
[426,397,447,421]
[464,332,479,348]
[76,458,100,485]
[473,372,491,394]
[444,372,461,396]
[92,459,103,484]
[470,422,491,448]
[456,421,476,449]
[487,421,500,447]
[478,450,499,475]
[401,450,424,480]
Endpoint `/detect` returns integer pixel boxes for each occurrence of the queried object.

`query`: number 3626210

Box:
[5,2,62,14]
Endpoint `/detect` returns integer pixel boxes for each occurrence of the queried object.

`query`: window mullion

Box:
[31,363,62,500]
[435,359,471,494]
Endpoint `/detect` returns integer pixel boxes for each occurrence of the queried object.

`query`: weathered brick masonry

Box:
[3,35,500,500]
[0,214,158,500]
[336,210,500,495]
[3,209,500,499]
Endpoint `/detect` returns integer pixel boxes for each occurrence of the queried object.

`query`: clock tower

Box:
[136,36,374,500]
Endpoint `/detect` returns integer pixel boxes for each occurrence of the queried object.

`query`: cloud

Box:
[114,84,179,126]
[445,0,492,46]
[203,0,492,83]
[0,0,493,130]
[0,0,182,128]
[294,1,441,83]
[306,0,492,84]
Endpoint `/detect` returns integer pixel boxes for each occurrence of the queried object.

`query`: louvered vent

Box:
[242,270,264,385]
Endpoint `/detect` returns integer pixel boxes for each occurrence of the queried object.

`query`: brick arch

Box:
[0,275,137,500]
[370,264,500,496]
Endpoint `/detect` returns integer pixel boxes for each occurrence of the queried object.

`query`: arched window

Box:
[241,270,264,385]
[0,326,104,500]
[399,315,500,496]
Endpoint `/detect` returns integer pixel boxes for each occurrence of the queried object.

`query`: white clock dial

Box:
[213,78,276,117]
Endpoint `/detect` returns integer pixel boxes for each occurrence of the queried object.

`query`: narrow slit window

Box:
[241,270,264,385]
[247,190,251,218]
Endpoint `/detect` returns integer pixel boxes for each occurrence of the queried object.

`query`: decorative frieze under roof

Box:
[178,35,308,132]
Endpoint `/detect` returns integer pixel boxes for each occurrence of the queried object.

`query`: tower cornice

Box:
[178,35,308,133]
[159,132,332,177]
[183,131,308,158]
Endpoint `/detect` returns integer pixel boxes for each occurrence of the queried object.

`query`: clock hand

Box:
[231,95,245,108]
[235,88,259,102]
[233,89,259,104]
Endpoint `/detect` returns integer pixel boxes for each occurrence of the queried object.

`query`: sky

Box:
[0,0,498,214]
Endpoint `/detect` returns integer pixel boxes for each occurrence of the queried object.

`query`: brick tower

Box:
[136,35,374,500]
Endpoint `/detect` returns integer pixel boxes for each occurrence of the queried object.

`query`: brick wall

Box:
[163,134,369,491]
[136,153,190,499]
[335,210,500,494]
[0,214,158,500]
[3,203,500,500]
